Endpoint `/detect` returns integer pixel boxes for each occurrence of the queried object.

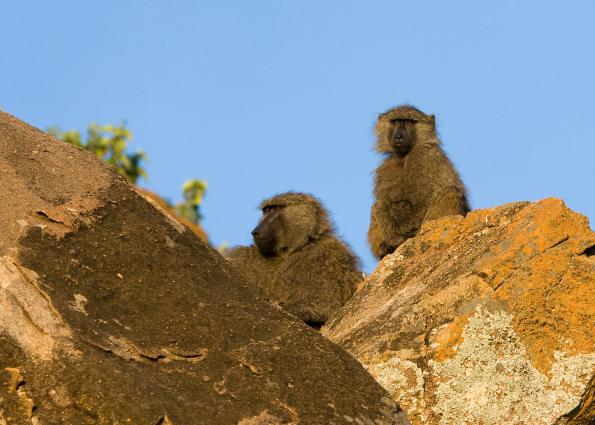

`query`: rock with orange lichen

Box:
[322,199,595,425]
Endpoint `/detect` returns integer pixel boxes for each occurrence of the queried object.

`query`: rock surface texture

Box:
[0,111,402,424]
[136,188,209,243]
[323,199,595,425]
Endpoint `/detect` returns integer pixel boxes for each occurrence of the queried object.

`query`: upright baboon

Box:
[369,104,469,259]
[226,192,361,328]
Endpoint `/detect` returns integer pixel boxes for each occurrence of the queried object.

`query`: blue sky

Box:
[2,1,594,272]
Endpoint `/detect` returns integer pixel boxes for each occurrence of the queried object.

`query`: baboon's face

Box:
[251,202,318,257]
[251,204,284,257]
[375,105,436,154]
[388,119,416,157]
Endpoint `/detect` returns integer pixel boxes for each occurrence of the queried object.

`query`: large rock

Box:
[323,199,595,425]
[0,111,401,424]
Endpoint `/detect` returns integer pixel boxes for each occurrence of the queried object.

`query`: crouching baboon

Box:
[369,104,470,259]
[226,192,361,328]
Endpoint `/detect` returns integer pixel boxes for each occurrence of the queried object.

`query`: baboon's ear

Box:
[284,204,318,254]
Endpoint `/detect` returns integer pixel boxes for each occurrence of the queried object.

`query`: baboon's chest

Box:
[378,174,432,206]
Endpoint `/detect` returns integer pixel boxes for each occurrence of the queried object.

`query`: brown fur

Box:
[226,192,361,328]
[369,105,470,259]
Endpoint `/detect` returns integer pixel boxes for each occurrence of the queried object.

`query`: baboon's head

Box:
[375,104,437,156]
[251,192,332,257]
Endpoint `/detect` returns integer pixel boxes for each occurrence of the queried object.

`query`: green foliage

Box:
[175,179,208,225]
[49,122,147,184]
[50,122,207,226]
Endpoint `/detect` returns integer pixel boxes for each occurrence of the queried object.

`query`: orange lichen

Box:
[430,312,472,362]
[325,197,595,424]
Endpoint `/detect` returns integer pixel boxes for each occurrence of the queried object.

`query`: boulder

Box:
[0,111,402,424]
[323,199,595,425]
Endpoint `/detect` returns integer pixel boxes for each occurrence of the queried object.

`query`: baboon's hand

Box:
[378,236,405,259]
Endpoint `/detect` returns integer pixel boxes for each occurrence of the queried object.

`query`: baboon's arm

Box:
[424,187,467,222]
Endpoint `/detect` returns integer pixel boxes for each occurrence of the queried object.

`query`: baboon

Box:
[369,104,469,259]
[226,192,361,328]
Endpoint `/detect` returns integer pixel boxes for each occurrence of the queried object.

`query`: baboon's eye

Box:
[263,205,280,214]
[405,120,415,126]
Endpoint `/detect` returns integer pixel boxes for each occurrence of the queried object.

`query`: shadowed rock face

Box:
[323,199,595,425]
[0,111,402,425]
